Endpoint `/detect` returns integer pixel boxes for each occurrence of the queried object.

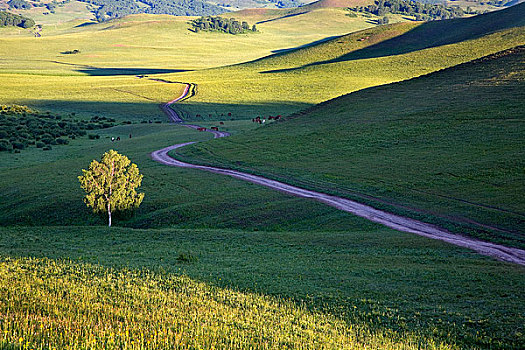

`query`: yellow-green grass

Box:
[175,45,525,248]
[0,8,386,117]
[1,225,524,349]
[0,120,381,232]
[0,256,359,349]
[169,5,525,120]
[0,8,380,69]
[0,74,186,119]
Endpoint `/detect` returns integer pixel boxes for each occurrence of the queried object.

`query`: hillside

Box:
[1,0,525,348]
[0,5,382,116]
[167,3,524,120]
[175,46,525,248]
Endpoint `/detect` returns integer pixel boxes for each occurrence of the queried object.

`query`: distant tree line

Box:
[78,0,227,21]
[463,0,515,7]
[267,0,304,8]
[351,0,480,21]
[7,0,71,14]
[191,16,256,34]
[0,11,35,28]
[7,0,33,10]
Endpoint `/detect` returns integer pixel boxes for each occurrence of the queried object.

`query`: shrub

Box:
[177,252,198,263]
[11,141,26,150]
[43,146,52,151]
[36,142,45,148]
[0,140,12,152]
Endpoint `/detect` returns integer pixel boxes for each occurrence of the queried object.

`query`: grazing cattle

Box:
[196,114,201,118]
[129,134,132,138]
[209,114,212,117]
[211,126,219,131]
[197,127,206,131]
[111,137,115,142]
[116,137,120,141]
[228,112,232,117]
[268,116,274,120]
[220,121,224,125]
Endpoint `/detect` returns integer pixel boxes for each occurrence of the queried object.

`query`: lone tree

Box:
[78,150,144,227]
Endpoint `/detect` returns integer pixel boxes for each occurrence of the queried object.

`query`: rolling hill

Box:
[0,3,386,117]
[1,2,524,349]
[175,44,525,247]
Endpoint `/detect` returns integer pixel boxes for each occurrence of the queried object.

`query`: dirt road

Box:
[152,84,525,266]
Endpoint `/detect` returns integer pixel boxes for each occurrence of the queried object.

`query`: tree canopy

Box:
[191,16,256,34]
[0,11,35,28]
[78,150,144,227]
[351,0,479,21]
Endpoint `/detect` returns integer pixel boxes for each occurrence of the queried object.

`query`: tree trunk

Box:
[108,202,112,227]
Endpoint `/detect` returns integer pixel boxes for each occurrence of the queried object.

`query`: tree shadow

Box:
[74,21,98,28]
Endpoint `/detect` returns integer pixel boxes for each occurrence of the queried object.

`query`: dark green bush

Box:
[11,141,26,150]
[0,140,12,152]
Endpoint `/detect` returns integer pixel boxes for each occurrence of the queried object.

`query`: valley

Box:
[0,1,524,349]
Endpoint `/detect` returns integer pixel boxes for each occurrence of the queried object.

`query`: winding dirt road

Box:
[152,84,525,266]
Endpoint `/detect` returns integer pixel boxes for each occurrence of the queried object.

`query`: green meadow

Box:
[1,224,524,349]
[176,45,525,248]
[0,6,382,117]
[0,2,524,349]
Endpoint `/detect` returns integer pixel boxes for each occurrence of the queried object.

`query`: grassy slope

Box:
[1,225,524,349]
[0,121,378,232]
[170,4,525,120]
[0,8,379,117]
[176,46,525,248]
[0,5,524,350]
[0,256,358,349]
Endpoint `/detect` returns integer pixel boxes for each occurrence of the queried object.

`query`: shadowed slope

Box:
[176,46,525,247]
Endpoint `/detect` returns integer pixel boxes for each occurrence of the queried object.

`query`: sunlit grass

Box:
[0,255,452,350]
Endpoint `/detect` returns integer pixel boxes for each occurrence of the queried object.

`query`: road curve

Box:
[152,84,525,266]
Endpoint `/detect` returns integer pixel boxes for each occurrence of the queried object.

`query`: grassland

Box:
[175,45,525,248]
[1,3,524,349]
[169,4,525,119]
[0,6,384,117]
[0,121,379,232]
[1,225,524,349]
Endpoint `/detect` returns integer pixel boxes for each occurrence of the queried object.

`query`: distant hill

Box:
[256,2,525,69]
[303,0,374,8]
